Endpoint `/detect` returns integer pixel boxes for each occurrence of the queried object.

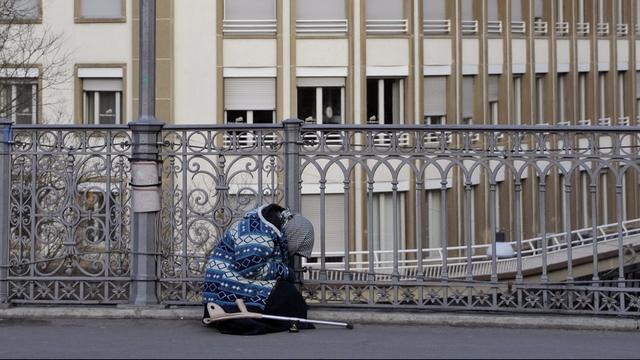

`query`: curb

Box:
[0,306,638,331]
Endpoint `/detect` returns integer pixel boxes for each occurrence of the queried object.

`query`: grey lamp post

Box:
[129,0,163,305]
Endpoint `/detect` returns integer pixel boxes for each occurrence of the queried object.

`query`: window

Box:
[366,0,406,33]
[0,0,39,20]
[423,0,446,20]
[78,0,124,20]
[636,72,640,121]
[297,78,345,124]
[82,79,123,125]
[533,0,548,34]
[426,189,442,250]
[556,0,564,22]
[577,0,585,23]
[578,73,587,122]
[223,0,276,34]
[424,76,447,130]
[512,75,522,125]
[461,0,478,34]
[302,194,345,264]
[367,78,404,125]
[488,75,499,125]
[224,78,276,124]
[556,0,569,34]
[596,0,609,35]
[0,79,37,124]
[487,0,501,34]
[511,0,525,33]
[598,72,608,123]
[462,76,475,125]
[296,0,347,33]
[372,192,406,261]
[557,73,567,124]
[423,0,449,33]
[535,75,545,124]
[618,72,626,123]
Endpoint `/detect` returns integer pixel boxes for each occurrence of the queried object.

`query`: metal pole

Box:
[0,118,12,306]
[128,0,163,305]
[283,118,303,284]
[139,0,156,122]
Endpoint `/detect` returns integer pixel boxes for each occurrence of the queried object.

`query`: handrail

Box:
[303,218,640,271]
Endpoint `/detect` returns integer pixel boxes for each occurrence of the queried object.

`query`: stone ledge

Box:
[0,306,637,332]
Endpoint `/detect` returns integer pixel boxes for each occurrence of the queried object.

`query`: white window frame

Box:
[2,0,40,20]
[367,78,405,125]
[557,74,566,124]
[598,72,607,122]
[512,76,522,125]
[618,72,626,122]
[82,90,122,125]
[535,75,546,125]
[579,73,587,122]
[78,0,124,20]
[0,80,37,124]
[297,79,346,125]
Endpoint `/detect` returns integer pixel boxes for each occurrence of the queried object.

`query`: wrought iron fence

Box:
[2,120,640,316]
[6,125,132,304]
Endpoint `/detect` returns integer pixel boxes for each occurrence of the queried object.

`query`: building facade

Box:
[3,0,640,261]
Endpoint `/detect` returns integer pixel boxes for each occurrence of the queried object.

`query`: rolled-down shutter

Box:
[488,75,499,102]
[224,78,275,110]
[462,76,475,118]
[424,76,446,116]
[83,79,122,91]
[302,194,345,254]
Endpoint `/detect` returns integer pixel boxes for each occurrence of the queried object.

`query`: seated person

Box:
[202,203,314,335]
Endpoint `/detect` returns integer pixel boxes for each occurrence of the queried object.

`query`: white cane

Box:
[203,299,354,330]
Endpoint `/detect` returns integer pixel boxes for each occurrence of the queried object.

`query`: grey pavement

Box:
[1,317,640,359]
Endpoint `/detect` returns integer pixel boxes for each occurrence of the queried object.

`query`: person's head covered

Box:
[282,211,315,258]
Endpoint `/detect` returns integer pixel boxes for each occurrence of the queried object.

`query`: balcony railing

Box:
[616,23,629,36]
[576,22,590,35]
[597,117,611,126]
[296,19,348,34]
[597,22,610,36]
[487,20,502,34]
[511,21,526,34]
[618,116,630,126]
[555,21,569,35]
[366,19,408,34]
[423,19,451,34]
[462,20,479,34]
[222,19,277,35]
[533,20,548,35]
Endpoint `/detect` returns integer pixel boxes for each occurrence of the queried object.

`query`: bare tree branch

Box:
[0,0,70,123]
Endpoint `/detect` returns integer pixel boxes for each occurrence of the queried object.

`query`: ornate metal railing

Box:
[7,125,132,304]
[3,121,640,316]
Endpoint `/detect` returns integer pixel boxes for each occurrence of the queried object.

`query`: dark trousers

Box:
[203,280,313,335]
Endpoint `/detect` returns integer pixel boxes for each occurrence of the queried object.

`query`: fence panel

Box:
[8,125,132,304]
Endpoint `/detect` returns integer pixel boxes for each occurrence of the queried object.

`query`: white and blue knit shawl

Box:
[202,205,291,311]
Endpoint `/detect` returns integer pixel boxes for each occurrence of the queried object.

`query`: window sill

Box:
[74,17,127,24]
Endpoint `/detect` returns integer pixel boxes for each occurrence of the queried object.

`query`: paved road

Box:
[0,318,639,359]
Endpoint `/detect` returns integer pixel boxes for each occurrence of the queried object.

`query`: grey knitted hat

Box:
[282,210,315,258]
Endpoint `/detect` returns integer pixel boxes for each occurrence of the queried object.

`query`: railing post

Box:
[283,118,303,283]
[0,118,12,306]
[128,0,162,306]
[129,120,163,305]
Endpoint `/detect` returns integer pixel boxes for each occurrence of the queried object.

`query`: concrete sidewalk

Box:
[0,305,638,332]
